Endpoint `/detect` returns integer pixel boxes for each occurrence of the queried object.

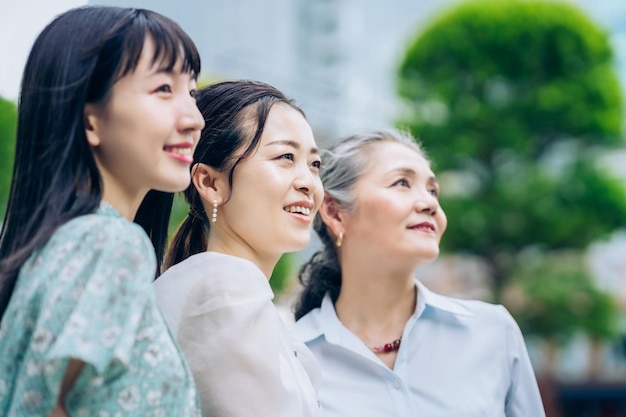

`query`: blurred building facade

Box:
[91,0,625,144]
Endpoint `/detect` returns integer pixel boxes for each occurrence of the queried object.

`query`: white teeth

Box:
[284,206,311,215]
[167,147,192,155]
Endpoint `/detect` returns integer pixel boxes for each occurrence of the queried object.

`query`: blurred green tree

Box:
[502,250,619,377]
[397,0,626,297]
[0,96,17,218]
[503,251,619,344]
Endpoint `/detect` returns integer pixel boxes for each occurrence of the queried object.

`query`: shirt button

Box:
[392,379,401,389]
[294,350,298,358]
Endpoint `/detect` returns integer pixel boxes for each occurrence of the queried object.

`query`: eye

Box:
[310,159,322,169]
[278,153,294,161]
[429,187,440,198]
[189,89,197,99]
[155,84,172,94]
[393,178,410,188]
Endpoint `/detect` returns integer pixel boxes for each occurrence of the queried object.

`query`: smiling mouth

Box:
[410,222,435,232]
[284,205,312,216]
[163,145,193,156]
[163,145,193,163]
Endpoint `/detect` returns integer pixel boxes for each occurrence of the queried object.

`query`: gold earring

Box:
[211,199,218,223]
[335,232,343,248]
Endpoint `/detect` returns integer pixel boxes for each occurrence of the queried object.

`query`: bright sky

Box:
[0,0,87,101]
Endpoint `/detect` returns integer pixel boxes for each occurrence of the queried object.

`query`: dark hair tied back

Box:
[162,80,305,271]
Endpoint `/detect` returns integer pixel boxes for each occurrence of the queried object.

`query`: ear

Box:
[318,193,346,239]
[84,103,102,147]
[191,163,227,205]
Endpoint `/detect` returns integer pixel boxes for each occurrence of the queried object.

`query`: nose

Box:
[177,96,205,134]
[414,190,439,215]
[293,163,318,196]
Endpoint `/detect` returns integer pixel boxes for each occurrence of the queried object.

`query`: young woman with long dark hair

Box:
[0,6,204,416]
[155,80,324,417]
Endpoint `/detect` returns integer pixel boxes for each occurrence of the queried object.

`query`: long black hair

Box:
[163,80,305,270]
[294,129,426,320]
[0,6,201,318]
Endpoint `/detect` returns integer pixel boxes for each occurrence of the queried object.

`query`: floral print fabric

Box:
[0,202,199,417]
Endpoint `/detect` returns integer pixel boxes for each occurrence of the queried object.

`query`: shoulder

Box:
[22,210,155,288]
[55,210,153,252]
[423,288,524,345]
[159,252,265,283]
[157,252,272,300]
[63,211,152,262]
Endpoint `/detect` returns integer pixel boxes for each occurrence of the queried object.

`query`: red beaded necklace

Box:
[366,337,401,354]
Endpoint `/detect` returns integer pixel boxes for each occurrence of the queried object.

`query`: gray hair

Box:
[295,128,426,320]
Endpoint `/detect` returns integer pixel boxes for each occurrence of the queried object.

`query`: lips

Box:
[163,142,194,164]
[410,222,435,233]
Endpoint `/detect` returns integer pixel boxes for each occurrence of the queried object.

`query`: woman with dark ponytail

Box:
[0,6,204,416]
[293,128,545,417]
[154,80,324,417]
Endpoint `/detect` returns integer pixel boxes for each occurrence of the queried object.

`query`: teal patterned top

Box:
[0,201,200,417]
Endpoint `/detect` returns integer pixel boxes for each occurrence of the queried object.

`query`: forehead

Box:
[258,103,314,147]
[362,141,430,175]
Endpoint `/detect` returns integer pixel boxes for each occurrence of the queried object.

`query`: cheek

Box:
[375,198,406,219]
[101,106,141,143]
[313,181,324,211]
[437,211,448,239]
[355,198,399,229]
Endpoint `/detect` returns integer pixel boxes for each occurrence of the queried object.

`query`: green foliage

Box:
[0,97,17,218]
[168,192,189,239]
[270,253,293,295]
[397,0,626,293]
[503,252,620,344]
[399,0,623,164]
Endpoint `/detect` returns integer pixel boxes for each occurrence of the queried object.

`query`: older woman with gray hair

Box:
[293,128,545,417]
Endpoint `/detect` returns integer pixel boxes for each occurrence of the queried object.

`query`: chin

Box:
[283,237,311,253]
[410,247,440,262]
[157,177,192,193]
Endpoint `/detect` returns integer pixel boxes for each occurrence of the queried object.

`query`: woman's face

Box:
[341,141,447,264]
[85,36,205,206]
[220,103,323,258]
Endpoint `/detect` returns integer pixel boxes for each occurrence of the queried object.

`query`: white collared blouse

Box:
[155,251,323,417]
[292,280,545,417]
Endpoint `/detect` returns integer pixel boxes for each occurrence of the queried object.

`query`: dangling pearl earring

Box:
[211,199,218,223]
[335,232,343,248]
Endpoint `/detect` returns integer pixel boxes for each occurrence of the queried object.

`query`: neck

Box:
[207,234,279,279]
[334,260,417,337]
[98,168,147,220]
[101,188,145,221]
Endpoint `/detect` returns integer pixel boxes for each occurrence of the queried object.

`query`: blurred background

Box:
[1,0,625,415]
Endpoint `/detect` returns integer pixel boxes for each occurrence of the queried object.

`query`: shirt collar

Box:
[96,199,122,218]
[414,279,475,318]
[294,278,475,344]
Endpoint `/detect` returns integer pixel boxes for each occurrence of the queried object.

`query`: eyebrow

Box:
[265,139,319,154]
[152,66,180,76]
[390,167,439,186]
